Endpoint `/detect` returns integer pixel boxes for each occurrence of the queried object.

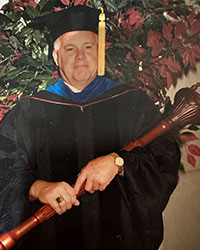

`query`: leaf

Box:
[104,0,118,12]
[147,29,161,47]
[188,144,200,156]
[20,27,33,37]
[151,41,164,57]
[166,56,181,73]
[188,7,196,24]
[162,22,173,42]
[166,71,173,89]
[174,6,190,16]
[191,45,200,59]
[180,132,198,141]
[159,65,166,78]
[172,37,182,49]
[9,35,19,50]
[183,48,196,68]
[32,29,42,44]
[174,21,187,37]
[118,0,129,9]
[187,153,196,167]
[5,68,26,80]
[191,19,200,35]
[0,42,14,57]
[38,0,48,11]
[183,49,190,67]
[25,6,39,18]
[14,71,36,82]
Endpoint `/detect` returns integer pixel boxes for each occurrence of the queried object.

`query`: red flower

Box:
[105,42,112,49]
[0,107,10,121]
[52,70,60,79]
[125,51,134,62]
[7,94,19,101]
[115,69,123,77]
[54,7,64,12]
[14,6,23,12]
[126,8,139,25]
[74,0,86,5]
[133,16,145,31]
[0,34,9,40]
[134,45,145,54]
[61,0,70,5]
[0,109,4,121]
[162,0,168,6]
[12,50,21,63]
[22,0,38,8]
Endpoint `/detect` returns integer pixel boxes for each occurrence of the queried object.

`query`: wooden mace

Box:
[0,83,200,250]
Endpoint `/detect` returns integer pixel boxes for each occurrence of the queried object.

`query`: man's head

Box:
[40,5,101,90]
[53,30,98,90]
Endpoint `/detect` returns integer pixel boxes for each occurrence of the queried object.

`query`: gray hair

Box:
[54,37,61,51]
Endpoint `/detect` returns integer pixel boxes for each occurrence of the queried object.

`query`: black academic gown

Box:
[0,84,180,250]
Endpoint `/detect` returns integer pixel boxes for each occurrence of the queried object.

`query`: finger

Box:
[58,199,69,213]
[56,196,63,203]
[51,200,63,215]
[85,179,94,193]
[60,191,74,210]
[63,184,77,204]
[74,173,87,195]
[74,199,80,206]
[99,183,107,192]
[93,181,99,191]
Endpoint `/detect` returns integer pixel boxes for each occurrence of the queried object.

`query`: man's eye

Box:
[66,47,74,52]
[85,45,92,49]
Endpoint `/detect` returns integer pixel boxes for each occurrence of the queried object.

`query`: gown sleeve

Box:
[115,90,180,249]
[0,100,37,234]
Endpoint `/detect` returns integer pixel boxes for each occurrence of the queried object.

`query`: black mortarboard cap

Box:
[39,5,101,42]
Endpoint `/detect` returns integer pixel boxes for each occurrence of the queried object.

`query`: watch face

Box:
[116,157,124,166]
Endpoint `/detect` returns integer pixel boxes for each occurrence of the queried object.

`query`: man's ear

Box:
[52,50,58,66]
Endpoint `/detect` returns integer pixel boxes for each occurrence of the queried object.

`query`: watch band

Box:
[109,152,124,175]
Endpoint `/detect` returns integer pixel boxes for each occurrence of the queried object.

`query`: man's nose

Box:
[76,49,85,60]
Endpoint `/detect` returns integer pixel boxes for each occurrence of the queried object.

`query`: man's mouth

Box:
[74,65,88,69]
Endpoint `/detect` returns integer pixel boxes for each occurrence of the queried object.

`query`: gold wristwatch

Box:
[109,152,124,175]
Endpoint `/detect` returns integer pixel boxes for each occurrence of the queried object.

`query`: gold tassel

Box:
[98,7,105,76]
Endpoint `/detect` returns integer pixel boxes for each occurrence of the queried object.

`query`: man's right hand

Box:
[29,180,80,214]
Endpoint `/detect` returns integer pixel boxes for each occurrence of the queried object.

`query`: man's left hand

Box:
[74,155,118,195]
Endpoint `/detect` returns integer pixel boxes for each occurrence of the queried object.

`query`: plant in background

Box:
[0,0,200,166]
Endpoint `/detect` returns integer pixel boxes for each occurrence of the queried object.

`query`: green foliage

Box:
[0,0,200,109]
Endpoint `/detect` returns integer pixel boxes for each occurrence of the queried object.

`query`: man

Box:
[0,5,180,250]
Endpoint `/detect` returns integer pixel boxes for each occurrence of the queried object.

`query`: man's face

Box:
[53,31,98,90]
